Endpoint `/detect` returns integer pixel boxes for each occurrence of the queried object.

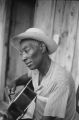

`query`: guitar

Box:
[7,79,36,120]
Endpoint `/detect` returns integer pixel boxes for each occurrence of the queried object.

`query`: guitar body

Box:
[7,80,36,120]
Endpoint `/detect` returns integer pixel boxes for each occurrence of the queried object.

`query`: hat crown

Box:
[24,28,47,38]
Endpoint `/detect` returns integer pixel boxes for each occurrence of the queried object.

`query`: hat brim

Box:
[11,28,58,54]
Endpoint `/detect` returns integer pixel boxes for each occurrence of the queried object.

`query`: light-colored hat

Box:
[11,28,58,54]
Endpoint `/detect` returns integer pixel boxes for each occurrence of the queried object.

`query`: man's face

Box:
[20,39,44,70]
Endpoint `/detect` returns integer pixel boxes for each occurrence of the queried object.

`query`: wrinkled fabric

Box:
[23,61,79,120]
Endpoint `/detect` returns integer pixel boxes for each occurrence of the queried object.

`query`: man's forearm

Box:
[42,116,63,120]
[15,74,31,86]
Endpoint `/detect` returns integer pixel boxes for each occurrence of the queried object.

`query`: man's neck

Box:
[38,54,51,77]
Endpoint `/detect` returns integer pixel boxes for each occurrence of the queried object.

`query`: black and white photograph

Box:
[0,0,79,120]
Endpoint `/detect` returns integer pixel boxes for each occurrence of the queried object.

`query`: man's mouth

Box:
[25,60,33,66]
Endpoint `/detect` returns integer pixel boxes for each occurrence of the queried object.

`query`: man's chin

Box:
[26,65,36,70]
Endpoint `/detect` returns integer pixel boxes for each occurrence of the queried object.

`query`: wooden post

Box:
[0,0,7,100]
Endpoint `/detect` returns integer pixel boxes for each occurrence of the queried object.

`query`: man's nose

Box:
[22,51,29,61]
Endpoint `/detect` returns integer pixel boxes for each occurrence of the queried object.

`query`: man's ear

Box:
[40,42,46,53]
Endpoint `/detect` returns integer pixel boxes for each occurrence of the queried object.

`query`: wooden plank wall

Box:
[34,0,79,90]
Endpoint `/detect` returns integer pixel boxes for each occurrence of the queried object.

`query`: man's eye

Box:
[24,48,30,52]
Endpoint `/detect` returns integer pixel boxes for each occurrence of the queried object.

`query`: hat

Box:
[11,28,58,54]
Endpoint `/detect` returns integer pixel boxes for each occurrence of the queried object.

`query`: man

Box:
[7,28,78,120]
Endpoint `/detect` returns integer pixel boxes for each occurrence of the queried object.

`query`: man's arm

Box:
[15,73,31,86]
[42,116,63,120]
[7,73,32,90]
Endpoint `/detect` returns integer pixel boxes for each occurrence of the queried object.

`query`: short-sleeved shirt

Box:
[23,60,78,120]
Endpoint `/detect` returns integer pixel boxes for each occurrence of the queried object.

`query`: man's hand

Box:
[6,73,32,95]
[6,79,16,95]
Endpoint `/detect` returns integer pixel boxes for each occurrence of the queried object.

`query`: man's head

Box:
[11,28,58,70]
[19,38,48,70]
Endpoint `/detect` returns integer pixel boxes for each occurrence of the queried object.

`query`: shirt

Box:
[23,60,79,120]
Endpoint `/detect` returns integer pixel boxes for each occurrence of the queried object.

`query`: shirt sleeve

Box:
[44,82,69,118]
